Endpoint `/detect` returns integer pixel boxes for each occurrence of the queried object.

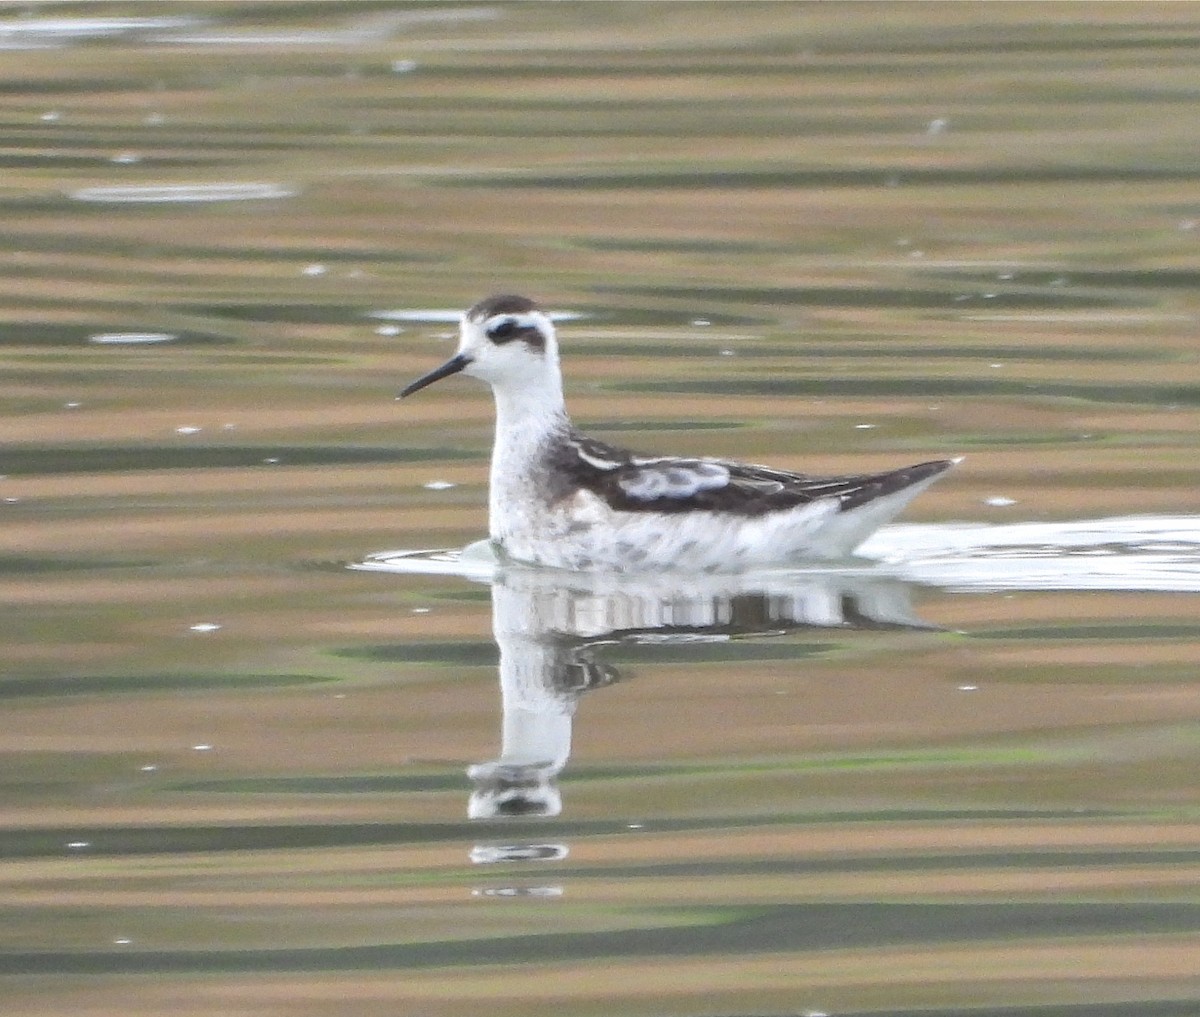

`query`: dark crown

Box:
[466,294,540,322]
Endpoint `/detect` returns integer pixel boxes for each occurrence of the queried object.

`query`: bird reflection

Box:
[469,566,935,820]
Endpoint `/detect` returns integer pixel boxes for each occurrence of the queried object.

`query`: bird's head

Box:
[399,294,560,399]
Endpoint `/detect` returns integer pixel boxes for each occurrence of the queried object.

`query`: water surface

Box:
[1,4,1199,1016]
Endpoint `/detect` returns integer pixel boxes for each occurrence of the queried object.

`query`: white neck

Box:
[487,372,570,540]
[492,364,566,432]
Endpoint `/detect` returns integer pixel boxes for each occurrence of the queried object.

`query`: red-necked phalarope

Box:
[400,294,958,572]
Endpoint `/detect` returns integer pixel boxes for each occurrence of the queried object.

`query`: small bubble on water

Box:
[40,110,62,122]
[192,743,213,752]
[113,937,133,945]
[926,117,948,135]
[957,684,979,692]
[175,425,202,435]
[376,324,402,336]
[189,622,222,633]
[423,480,456,490]
[262,456,281,464]
[90,332,177,346]
[984,496,1017,507]
[65,401,82,409]
[391,59,418,73]
[66,840,91,850]
[692,317,711,326]
[144,112,166,126]
[302,263,327,276]
[854,423,877,430]
[411,607,431,614]
[139,764,158,773]
[474,886,564,897]
[719,348,736,357]
[111,152,141,165]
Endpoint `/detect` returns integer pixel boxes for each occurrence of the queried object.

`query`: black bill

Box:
[398,353,472,398]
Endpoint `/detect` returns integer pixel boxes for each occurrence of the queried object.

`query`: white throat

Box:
[485,356,570,544]
[492,365,565,431]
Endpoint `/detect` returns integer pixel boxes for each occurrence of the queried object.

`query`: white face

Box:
[399,295,559,399]
[456,307,557,386]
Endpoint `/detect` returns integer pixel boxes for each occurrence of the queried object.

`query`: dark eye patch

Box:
[485,315,544,349]
[487,318,519,342]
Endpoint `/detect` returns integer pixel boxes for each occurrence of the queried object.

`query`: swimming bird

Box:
[400,294,956,572]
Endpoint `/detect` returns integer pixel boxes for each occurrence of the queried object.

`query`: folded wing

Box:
[559,433,953,517]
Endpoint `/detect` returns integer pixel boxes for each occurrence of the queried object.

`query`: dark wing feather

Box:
[553,432,954,517]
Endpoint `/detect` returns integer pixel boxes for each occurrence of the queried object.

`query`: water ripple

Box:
[866,515,1200,592]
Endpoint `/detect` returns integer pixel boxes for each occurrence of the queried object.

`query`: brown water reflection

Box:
[2,3,1200,1015]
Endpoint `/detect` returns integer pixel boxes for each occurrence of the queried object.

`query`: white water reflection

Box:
[355,514,1200,593]
[353,513,1200,819]
[0,6,499,51]
[469,567,934,819]
[70,183,297,204]
[0,17,199,48]
[88,332,177,346]
[356,549,937,819]
[470,844,569,864]
[147,7,499,47]
[863,514,1200,592]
